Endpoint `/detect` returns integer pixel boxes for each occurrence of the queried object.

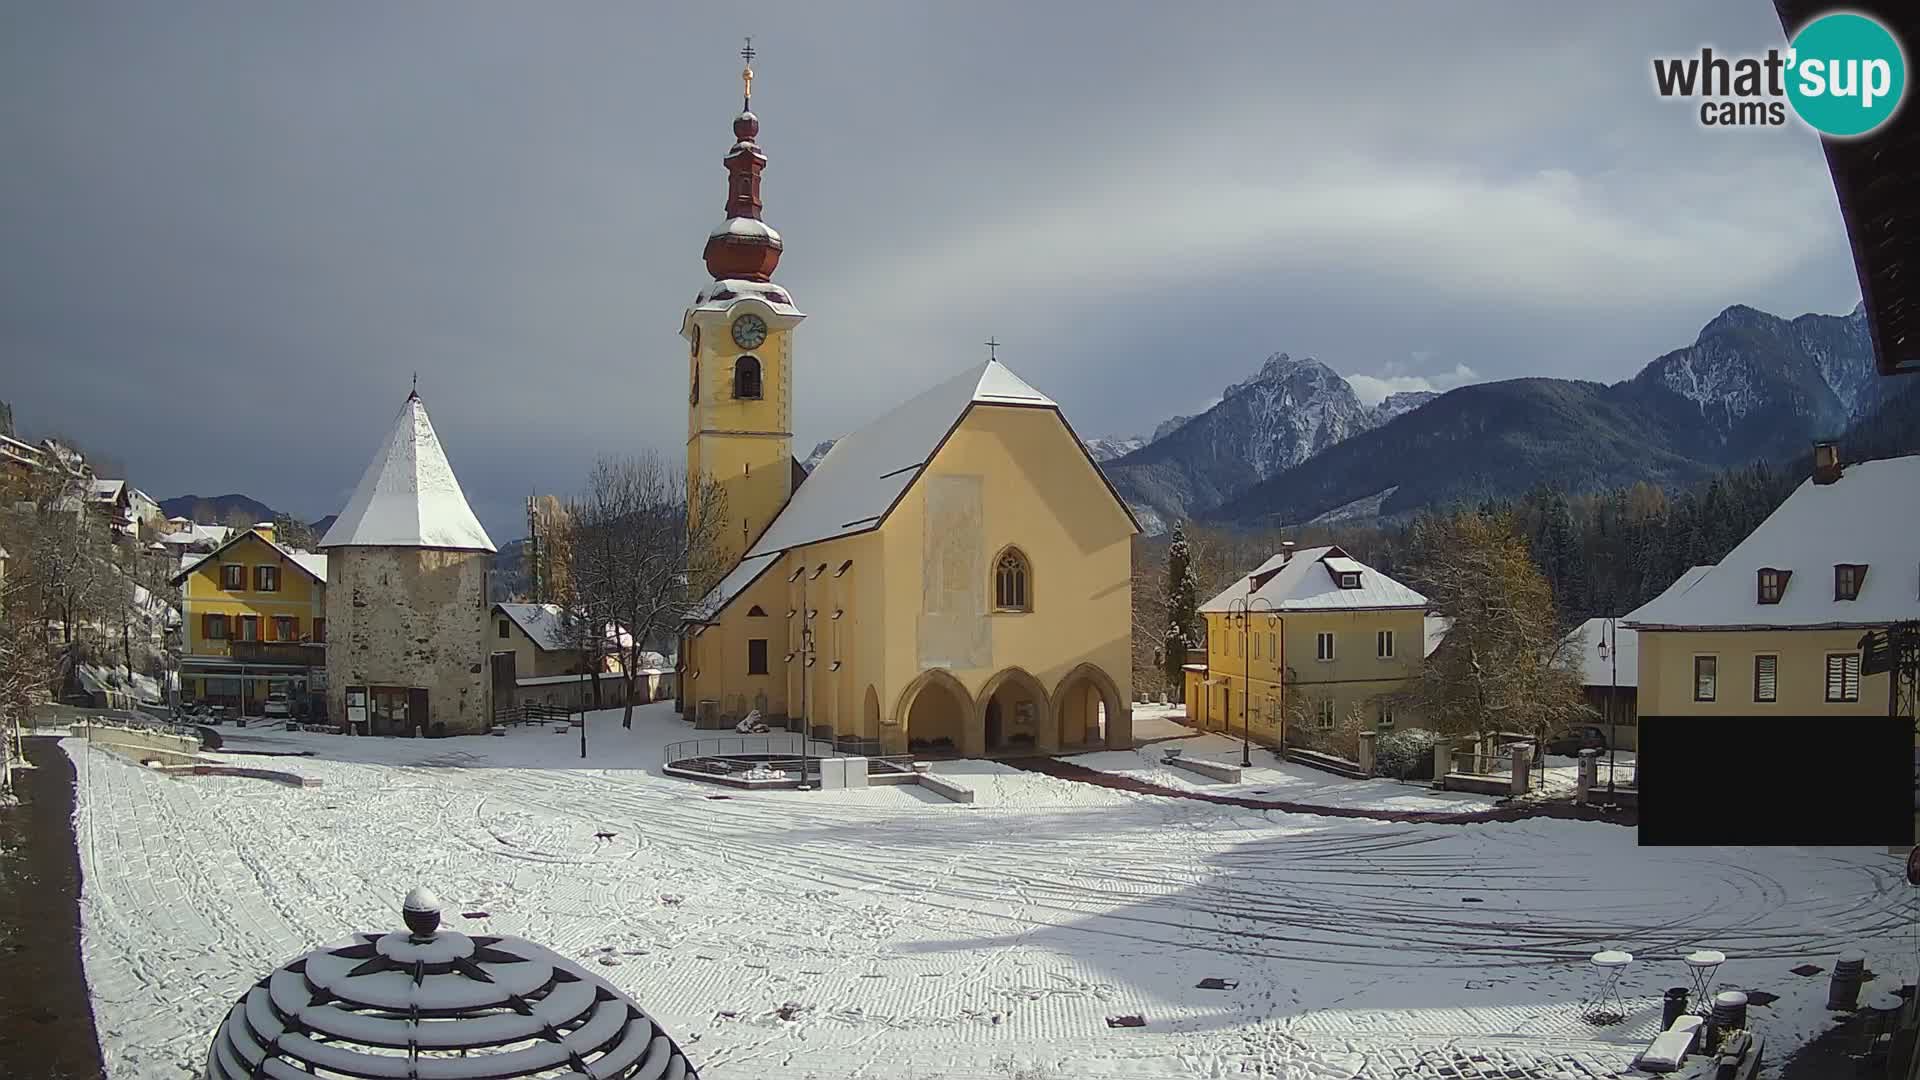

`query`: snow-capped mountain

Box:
[1082,435,1147,462]
[1102,353,1398,530]
[1368,391,1439,426]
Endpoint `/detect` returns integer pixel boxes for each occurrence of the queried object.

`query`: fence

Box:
[661,735,917,781]
[492,702,572,728]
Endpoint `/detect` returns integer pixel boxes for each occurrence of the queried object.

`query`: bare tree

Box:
[1402,509,1589,750]
[222,506,257,531]
[272,512,317,551]
[568,455,729,730]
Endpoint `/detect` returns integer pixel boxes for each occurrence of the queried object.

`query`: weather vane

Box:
[985,337,1001,361]
[741,37,755,110]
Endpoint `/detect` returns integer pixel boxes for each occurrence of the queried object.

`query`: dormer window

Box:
[1756,568,1790,604]
[1338,573,1361,589]
[1833,564,1867,601]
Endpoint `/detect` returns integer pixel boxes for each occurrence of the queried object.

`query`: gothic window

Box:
[994,547,1031,612]
[734,355,762,400]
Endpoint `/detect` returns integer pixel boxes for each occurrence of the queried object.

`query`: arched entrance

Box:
[1053,663,1127,751]
[895,669,973,757]
[975,668,1051,755]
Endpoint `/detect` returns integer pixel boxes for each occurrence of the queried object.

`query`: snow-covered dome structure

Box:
[205,889,700,1079]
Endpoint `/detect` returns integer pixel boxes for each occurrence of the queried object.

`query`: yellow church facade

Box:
[677,54,1136,757]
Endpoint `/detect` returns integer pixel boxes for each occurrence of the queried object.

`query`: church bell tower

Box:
[684,39,805,566]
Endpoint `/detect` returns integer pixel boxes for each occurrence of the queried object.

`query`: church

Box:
[677,48,1138,757]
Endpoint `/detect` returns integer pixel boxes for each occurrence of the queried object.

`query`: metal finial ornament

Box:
[401,885,442,939]
[741,36,755,109]
[985,336,1002,361]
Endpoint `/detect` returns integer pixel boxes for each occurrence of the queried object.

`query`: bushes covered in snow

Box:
[1373,728,1438,780]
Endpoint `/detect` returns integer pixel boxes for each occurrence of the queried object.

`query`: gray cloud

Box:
[0,2,1864,539]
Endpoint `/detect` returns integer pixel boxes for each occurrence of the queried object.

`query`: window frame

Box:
[1315,631,1335,662]
[221,563,245,591]
[747,638,769,676]
[1825,651,1861,703]
[254,564,280,593]
[1753,653,1778,703]
[1833,563,1867,602]
[238,615,260,643]
[1337,572,1361,589]
[1378,701,1395,729]
[992,546,1032,613]
[1756,567,1790,604]
[205,613,229,640]
[1377,629,1395,659]
[733,355,763,400]
[1315,699,1336,729]
[272,615,298,642]
[1693,654,1717,702]
[498,619,511,639]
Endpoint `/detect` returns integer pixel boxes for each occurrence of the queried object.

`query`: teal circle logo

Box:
[1786,12,1906,137]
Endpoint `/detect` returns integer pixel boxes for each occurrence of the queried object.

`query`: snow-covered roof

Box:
[1201,546,1428,613]
[742,360,1057,559]
[1560,618,1638,688]
[92,478,126,501]
[172,529,328,586]
[1424,615,1452,657]
[709,217,783,244]
[1624,456,1920,630]
[159,522,232,547]
[319,393,496,553]
[691,552,779,623]
[494,603,631,653]
[692,278,802,316]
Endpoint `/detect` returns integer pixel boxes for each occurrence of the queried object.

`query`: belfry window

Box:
[734,355,762,400]
[994,547,1031,612]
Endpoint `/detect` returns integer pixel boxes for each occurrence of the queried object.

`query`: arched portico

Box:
[975,667,1052,755]
[1053,662,1129,750]
[895,668,975,757]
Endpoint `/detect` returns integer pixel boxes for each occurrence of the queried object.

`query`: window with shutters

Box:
[1377,629,1395,658]
[747,638,768,676]
[205,614,229,640]
[1833,563,1866,601]
[1693,655,1717,702]
[1756,567,1789,604]
[222,564,245,591]
[238,615,260,642]
[1753,654,1778,703]
[273,616,297,641]
[1316,632,1335,661]
[254,565,279,592]
[313,618,327,643]
[1825,652,1861,703]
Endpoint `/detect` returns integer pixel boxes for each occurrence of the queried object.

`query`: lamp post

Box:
[1226,597,1278,768]
[1596,617,1617,802]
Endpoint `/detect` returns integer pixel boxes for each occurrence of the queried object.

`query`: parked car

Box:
[263,693,292,720]
[1544,724,1609,757]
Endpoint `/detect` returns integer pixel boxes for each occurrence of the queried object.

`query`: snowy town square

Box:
[32,705,1914,1079]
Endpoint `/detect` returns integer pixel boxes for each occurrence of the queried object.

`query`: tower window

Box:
[994,547,1031,612]
[734,355,762,400]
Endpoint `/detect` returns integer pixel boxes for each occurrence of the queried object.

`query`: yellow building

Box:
[1625,450,1917,726]
[1185,545,1432,749]
[678,60,1138,756]
[170,522,328,715]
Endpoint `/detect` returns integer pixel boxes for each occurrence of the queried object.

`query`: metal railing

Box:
[661,735,917,777]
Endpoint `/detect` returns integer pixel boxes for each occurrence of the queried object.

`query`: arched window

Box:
[994,547,1031,612]
[734,355,762,400]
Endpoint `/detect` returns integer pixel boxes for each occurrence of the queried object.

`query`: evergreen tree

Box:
[1161,521,1200,698]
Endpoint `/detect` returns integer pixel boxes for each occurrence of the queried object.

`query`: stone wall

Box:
[325,546,490,735]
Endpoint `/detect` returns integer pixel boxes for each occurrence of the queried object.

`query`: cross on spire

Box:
[410,371,418,399]
[985,337,1002,361]
[741,36,755,109]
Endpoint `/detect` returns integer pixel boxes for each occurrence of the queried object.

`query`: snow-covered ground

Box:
[65,704,1918,1079]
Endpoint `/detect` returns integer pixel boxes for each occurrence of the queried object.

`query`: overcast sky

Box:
[0,2,1866,542]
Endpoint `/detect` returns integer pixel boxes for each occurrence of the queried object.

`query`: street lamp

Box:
[1226,596,1278,768]
[1595,616,1618,802]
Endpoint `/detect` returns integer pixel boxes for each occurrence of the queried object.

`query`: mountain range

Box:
[1091,302,1883,533]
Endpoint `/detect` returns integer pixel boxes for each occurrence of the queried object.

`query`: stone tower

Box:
[683,41,807,566]
[319,391,497,736]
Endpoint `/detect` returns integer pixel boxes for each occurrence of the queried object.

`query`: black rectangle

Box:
[1638,717,1915,846]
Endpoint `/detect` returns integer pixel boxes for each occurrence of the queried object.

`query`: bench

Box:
[917,773,974,804]
[1167,756,1243,783]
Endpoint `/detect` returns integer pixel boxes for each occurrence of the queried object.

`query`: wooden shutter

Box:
[1754,655,1777,702]
[264,615,276,642]
[314,617,326,643]
[202,612,213,639]
[1826,653,1861,702]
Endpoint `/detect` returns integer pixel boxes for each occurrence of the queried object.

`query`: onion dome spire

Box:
[703,37,783,282]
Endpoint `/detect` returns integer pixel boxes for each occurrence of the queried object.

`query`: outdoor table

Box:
[1583,949,1634,1025]
[1683,949,1726,1013]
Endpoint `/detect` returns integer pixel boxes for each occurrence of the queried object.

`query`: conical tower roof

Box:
[319,392,496,552]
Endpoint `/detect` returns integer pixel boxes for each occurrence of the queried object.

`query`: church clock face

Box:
[731,314,768,350]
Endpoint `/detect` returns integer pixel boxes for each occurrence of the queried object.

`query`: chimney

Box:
[1811,441,1843,485]
[1281,541,1296,563]
[252,521,276,543]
